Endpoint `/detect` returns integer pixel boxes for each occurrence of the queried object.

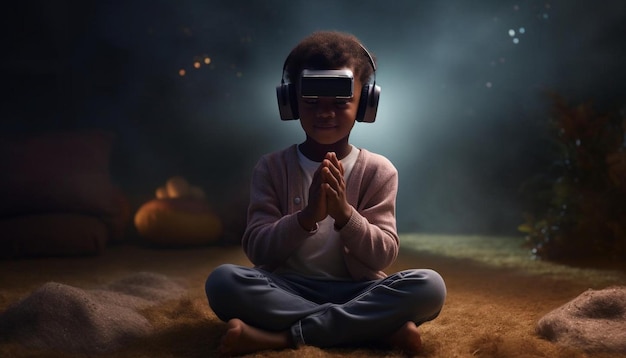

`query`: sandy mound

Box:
[0,272,186,354]
[536,286,626,352]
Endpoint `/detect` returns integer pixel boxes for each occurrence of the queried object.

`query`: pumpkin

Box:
[134,198,222,246]
[135,176,221,246]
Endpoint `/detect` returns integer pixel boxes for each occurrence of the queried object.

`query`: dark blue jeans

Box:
[205,264,446,347]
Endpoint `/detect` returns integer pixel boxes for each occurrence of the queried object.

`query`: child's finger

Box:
[325,152,344,175]
[322,166,341,190]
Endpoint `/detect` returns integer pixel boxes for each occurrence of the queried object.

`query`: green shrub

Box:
[519,94,626,262]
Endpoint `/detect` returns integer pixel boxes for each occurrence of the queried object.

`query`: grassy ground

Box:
[400,233,626,285]
[1,234,625,358]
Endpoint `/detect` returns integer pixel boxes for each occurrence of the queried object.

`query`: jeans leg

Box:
[205,264,328,331]
[298,269,446,347]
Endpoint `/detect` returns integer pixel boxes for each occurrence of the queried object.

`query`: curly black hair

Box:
[283,31,376,86]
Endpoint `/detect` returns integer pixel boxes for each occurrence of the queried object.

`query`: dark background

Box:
[2,0,625,236]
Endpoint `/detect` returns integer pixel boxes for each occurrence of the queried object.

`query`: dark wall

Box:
[2,0,625,236]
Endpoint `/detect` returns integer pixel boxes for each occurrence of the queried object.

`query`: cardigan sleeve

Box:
[241,152,314,269]
[339,151,399,280]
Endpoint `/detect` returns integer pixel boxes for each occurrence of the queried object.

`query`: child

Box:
[205,31,446,356]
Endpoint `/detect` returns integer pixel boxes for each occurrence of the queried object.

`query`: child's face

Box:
[297,68,362,146]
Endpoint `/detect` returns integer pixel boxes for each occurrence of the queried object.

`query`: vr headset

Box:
[299,69,354,99]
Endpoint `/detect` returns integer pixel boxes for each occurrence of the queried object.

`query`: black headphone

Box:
[276,43,381,123]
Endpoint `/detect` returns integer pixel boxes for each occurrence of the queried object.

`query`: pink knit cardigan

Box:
[242,144,399,281]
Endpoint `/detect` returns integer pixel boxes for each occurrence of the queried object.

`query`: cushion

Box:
[0,130,116,217]
[134,198,222,246]
[0,214,109,258]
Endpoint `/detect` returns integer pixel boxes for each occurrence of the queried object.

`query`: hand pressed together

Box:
[298,152,352,231]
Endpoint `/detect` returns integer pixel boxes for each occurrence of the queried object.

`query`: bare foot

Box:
[217,318,293,356]
[386,321,422,355]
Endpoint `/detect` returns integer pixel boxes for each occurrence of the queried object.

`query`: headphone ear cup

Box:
[356,83,380,123]
[276,83,299,120]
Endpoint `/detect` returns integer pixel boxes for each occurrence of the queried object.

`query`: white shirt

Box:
[277,145,360,280]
